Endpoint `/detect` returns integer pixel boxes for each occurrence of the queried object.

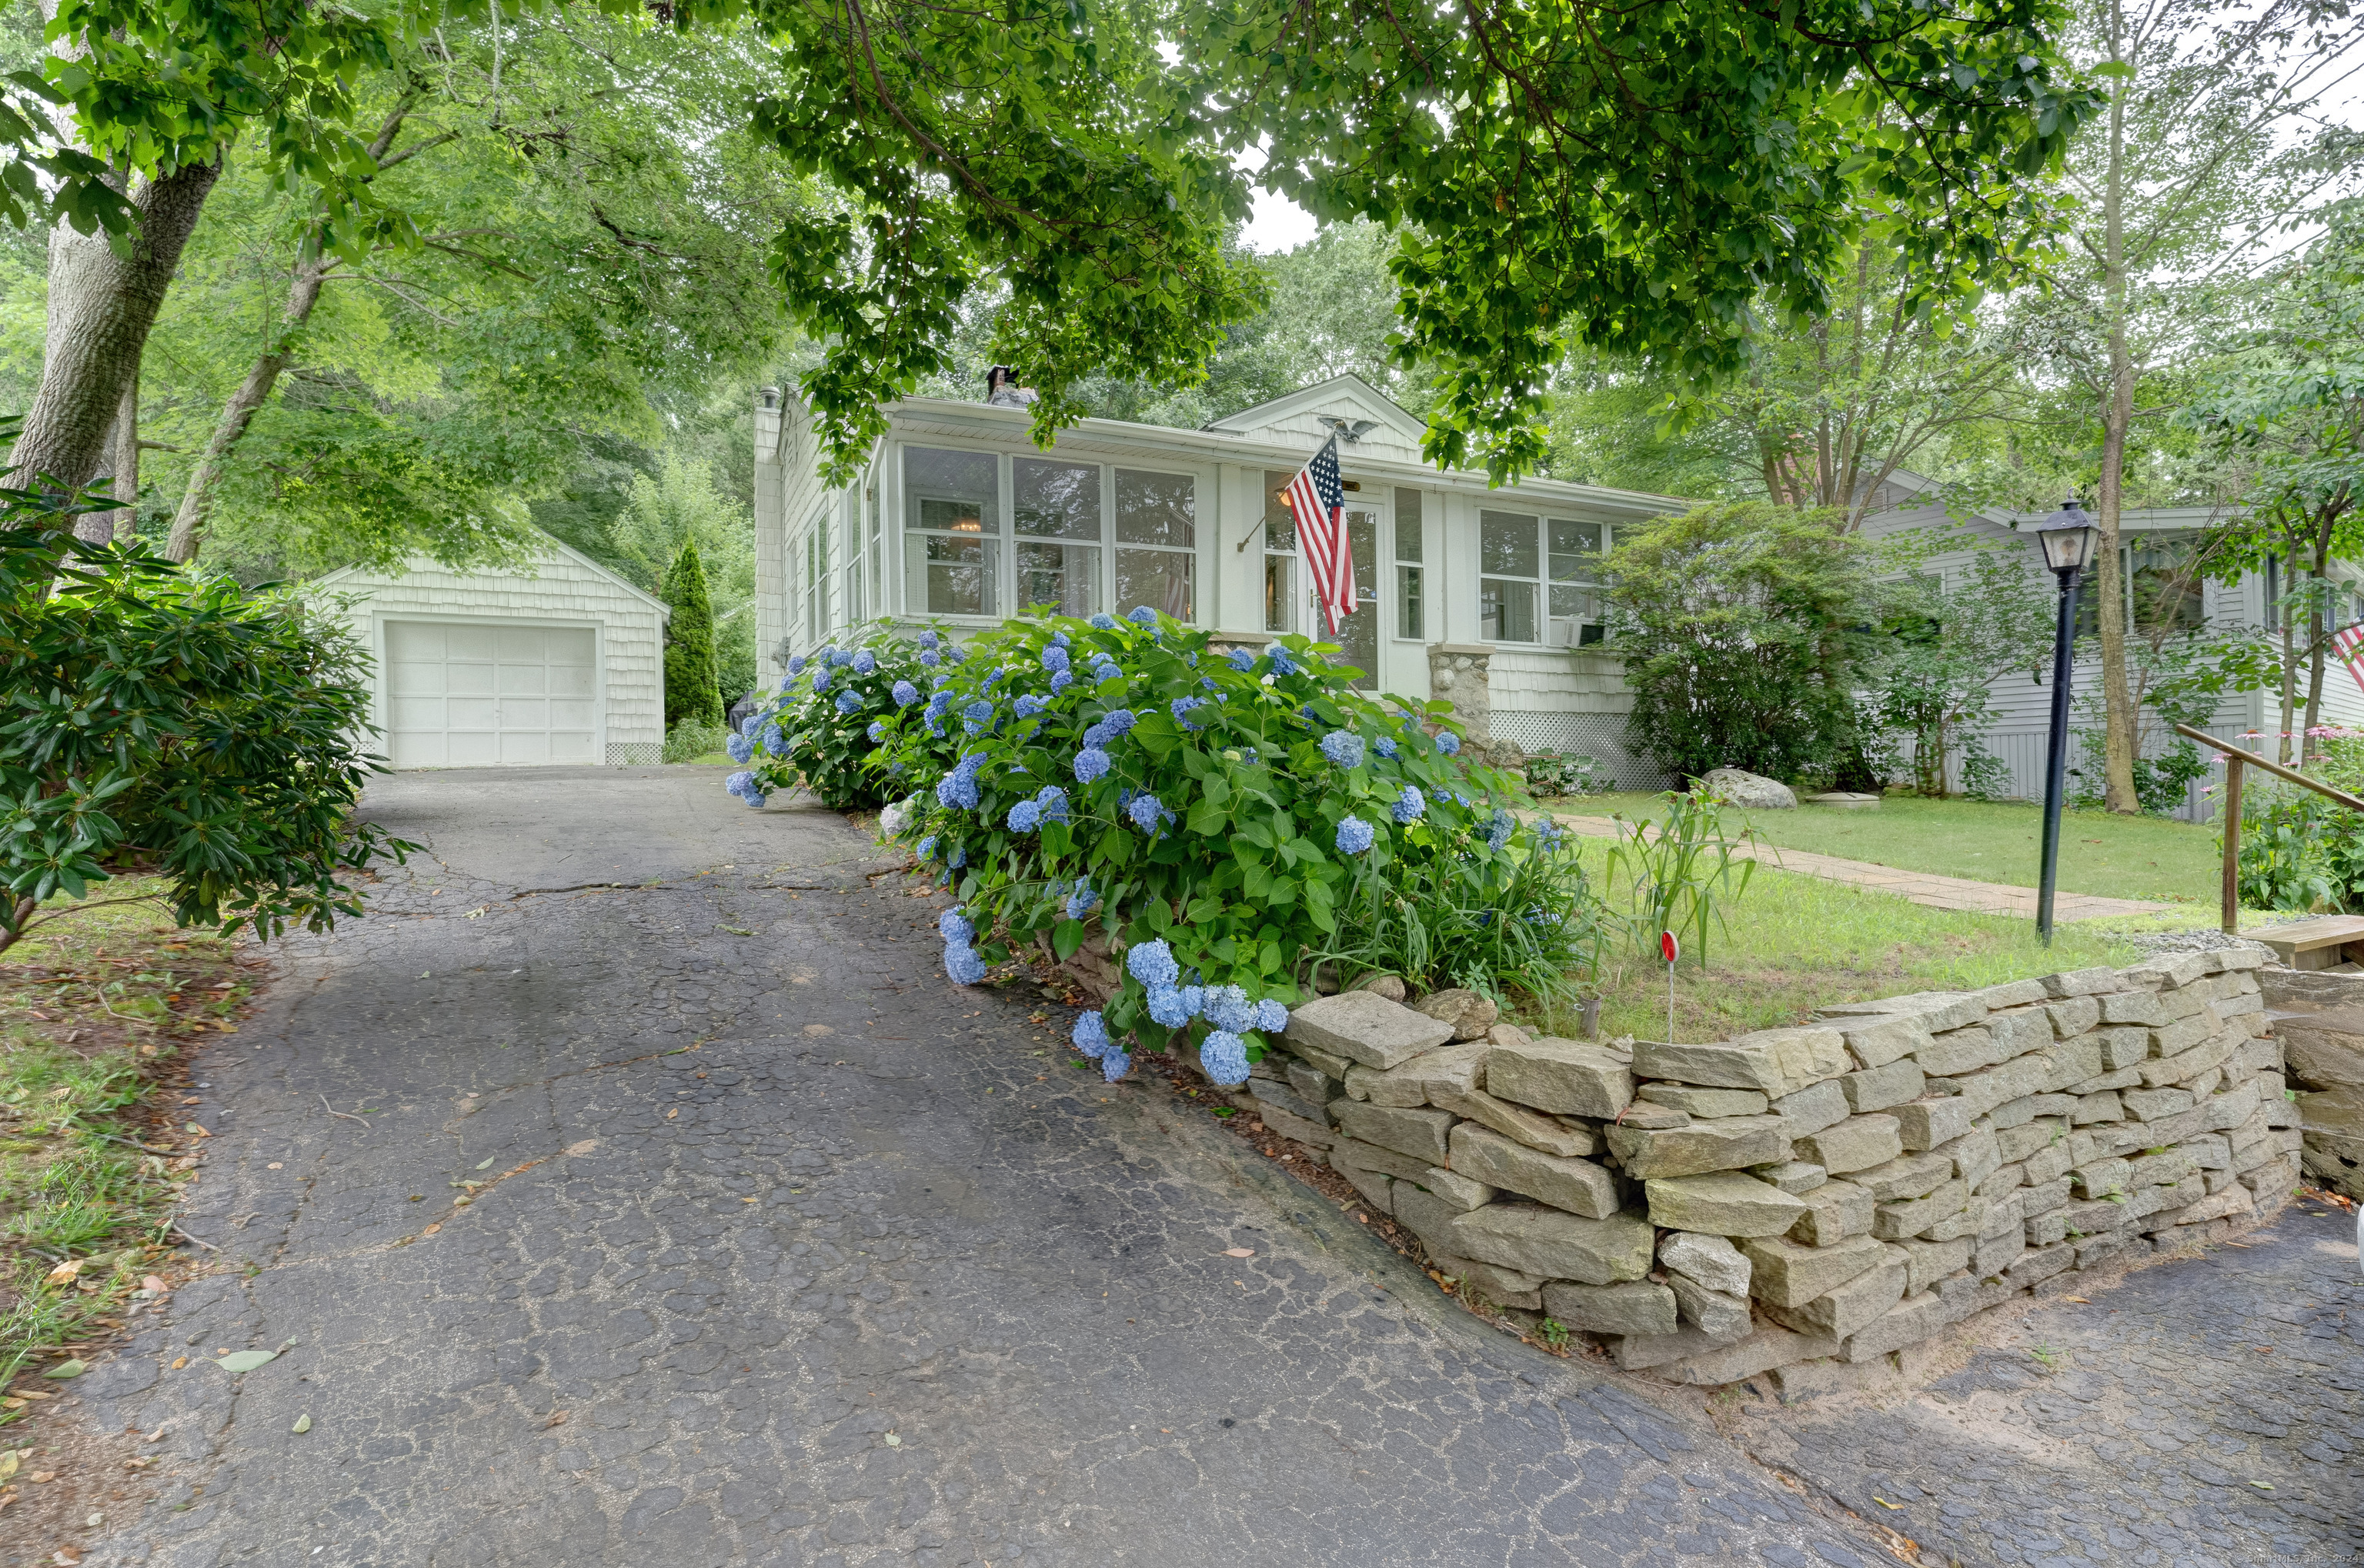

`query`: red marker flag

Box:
[1661,931,1680,964]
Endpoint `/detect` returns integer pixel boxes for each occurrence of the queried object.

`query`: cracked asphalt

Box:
[66,768,1892,1568]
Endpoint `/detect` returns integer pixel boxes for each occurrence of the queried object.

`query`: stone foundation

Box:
[2266,967,2364,1199]
[1264,950,2300,1386]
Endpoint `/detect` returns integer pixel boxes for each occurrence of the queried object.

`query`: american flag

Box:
[1284,434,1354,636]
[2335,622,2364,699]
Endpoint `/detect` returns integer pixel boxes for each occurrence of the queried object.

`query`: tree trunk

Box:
[164,259,329,564]
[110,374,139,541]
[2305,517,2333,760]
[2092,0,2141,814]
[2279,547,2299,765]
[11,158,219,503]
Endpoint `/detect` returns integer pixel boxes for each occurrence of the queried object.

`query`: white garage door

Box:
[384,620,599,767]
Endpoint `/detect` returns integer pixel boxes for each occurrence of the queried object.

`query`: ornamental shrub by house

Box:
[727,618,959,809]
[870,607,1601,1084]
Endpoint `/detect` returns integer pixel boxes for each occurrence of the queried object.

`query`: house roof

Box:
[1198,372,1431,447]
[1869,468,2240,534]
[306,533,673,619]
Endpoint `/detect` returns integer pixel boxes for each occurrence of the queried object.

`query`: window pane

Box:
[907,533,997,616]
[1264,552,1294,632]
[904,446,999,535]
[847,559,863,622]
[1264,469,1299,552]
[1117,469,1194,547]
[1397,564,1424,640]
[1014,456,1102,540]
[1548,519,1603,582]
[1337,512,1380,687]
[1394,488,1424,562]
[1116,549,1194,623]
[1017,541,1100,617]
[2131,539,2204,632]
[1480,510,1539,577]
[1481,577,1537,642]
[1550,584,1603,620]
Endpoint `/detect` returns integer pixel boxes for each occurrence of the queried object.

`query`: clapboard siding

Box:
[310,542,669,766]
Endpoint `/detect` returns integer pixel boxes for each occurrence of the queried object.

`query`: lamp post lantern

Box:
[2032,495,2099,946]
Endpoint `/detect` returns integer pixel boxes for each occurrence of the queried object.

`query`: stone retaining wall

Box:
[2269,967,2364,1199]
[1247,949,2302,1386]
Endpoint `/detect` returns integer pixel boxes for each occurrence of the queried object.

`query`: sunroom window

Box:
[1115,469,1194,622]
[903,448,999,616]
[1013,455,1101,617]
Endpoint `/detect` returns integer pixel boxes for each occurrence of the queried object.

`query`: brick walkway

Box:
[1551,814,2176,922]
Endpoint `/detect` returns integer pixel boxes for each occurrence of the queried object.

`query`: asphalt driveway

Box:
[66,767,1888,1567]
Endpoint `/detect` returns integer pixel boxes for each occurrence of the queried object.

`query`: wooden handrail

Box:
[2172,723,2364,813]
[2174,721,2364,935]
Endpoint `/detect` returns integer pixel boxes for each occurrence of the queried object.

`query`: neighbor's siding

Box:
[316,547,667,766]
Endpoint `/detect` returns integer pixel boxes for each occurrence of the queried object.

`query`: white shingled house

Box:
[309,538,669,768]
[752,373,1688,787]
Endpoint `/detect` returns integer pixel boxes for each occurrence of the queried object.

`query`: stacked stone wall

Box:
[1253,949,2302,1386]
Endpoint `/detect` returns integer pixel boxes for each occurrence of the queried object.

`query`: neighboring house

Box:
[752,374,1688,787]
[309,538,670,769]
[1857,471,2364,820]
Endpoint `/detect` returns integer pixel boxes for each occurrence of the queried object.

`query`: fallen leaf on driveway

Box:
[1222,1248,1254,1259]
[422,1223,442,1236]
[185,1124,210,1138]
[666,1108,679,1119]
[169,1358,186,1371]
[45,1260,82,1284]
[563,1139,598,1157]
[291,1413,311,1434]
[474,1156,494,1170]
[214,1349,276,1374]
[41,1360,83,1380]
[0,1454,18,1483]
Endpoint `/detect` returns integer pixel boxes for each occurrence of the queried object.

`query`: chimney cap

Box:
[757,385,781,409]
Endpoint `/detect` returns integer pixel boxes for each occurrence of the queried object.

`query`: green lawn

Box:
[1547,843,2149,1041]
[1553,790,2221,906]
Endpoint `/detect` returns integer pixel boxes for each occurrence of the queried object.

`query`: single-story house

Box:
[751,373,1688,788]
[309,538,669,768]
[1858,471,2364,820]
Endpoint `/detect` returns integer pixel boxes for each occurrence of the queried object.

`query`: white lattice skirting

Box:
[606,742,663,767]
[1489,711,1669,792]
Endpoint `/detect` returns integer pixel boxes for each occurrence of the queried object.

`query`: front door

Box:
[1330,504,1384,690]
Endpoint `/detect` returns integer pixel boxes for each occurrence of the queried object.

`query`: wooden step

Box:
[2246,915,2364,971]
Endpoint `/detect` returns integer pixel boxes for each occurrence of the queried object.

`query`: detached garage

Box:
[310,540,669,768]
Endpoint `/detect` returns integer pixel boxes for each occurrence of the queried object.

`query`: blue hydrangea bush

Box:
[873,608,1601,1086]
[726,619,957,810]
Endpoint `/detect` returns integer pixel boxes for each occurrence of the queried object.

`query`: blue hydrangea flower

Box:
[1089,613,1117,630]
[1101,1046,1131,1082]
[1177,984,1204,1019]
[762,722,785,752]
[1254,999,1289,1033]
[1225,646,1257,671]
[943,643,967,663]
[919,629,939,649]
[788,655,808,675]
[1147,986,1194,1029]
[741,714,762,737]
[1200,1030,1250,1087]
[940,907,974,944]
[892,679,919,706]
[920,649,940,668]
[1126,938,1179,989]
[1375,736,1398,759]
[852,649,876,675]
[1128,606,1158,626]
[1239,746,1259,766]
[1437,731,1461,756]
[1049,670,1073,692]
[812,668,833,692]
[1170,696,1209,730]
[1127,793,1167,832]
[927,689,954,716]
[1007,799,1041,832]
[982,664,1007,693]
[950,846,967,869]
[1072,747,1110,783]
[1042,645,1070,674]
[1204,985,1255,1033]
[1200,676,1217,691]
[724,769,755,798]
[944,944,987,985]
[1320,731,1366,769]
[1485,809,1515,850]
[741,789,766,809]
[937,769,980,810]
[1263,642,1299,676]
[823,648,847,667]
[1073,1010,1110,1059]
[1105,708,1138,736]
[726,732,754,764]
[1033,785,1070,825]
[1393,786,1426,824]
[1065,879,1097,919]
[1015,695,1047,718]
[1335,816,1376,855]
[868,721,886,742]
[962,700,993,733]
[916,835,937,860]
[835,690,860,715]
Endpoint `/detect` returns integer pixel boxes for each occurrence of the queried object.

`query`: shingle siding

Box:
[310,542,668,766]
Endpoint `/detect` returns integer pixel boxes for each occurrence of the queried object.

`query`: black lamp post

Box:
[2033,495,2099,946]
